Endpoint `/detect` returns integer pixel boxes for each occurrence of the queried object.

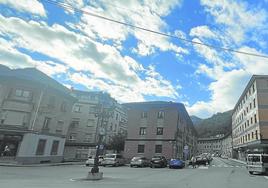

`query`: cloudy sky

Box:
[0,0,268,118]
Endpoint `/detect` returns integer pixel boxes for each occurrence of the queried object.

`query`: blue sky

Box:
[0,0,268,118]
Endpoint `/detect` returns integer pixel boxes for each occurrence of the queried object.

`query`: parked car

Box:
[169,158,185,169]
[102,154,126,167]
[150,156,167,168]
[85,155,104,166]
[130,156,150,167]
[195,155,208,165]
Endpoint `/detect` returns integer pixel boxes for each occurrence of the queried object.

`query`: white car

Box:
[102,154,126,167]
[85,156,104,166]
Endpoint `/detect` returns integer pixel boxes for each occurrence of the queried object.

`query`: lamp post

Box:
[88,100,115,180]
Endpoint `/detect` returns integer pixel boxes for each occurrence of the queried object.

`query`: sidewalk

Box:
[228,158,246,165]
[0,161,84,167]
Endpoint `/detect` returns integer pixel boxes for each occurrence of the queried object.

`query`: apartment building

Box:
[123,101,197,160]
[64,90,127,160]
[232,75,268,161]
[197,134,233,158]
[0,65,76,164]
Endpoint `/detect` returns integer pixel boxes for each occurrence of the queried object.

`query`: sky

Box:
[0,0,268,118]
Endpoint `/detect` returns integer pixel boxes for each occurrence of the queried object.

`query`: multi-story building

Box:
[64,90,127,160]
[197,134,233,158]
[123,101,197,160]
[0,65,76,164]
[232,75,268,161]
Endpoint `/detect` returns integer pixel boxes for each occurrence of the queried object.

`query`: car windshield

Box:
[105,155,116,158]
[1,1,268,188]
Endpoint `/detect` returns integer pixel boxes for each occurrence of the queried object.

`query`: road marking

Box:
[236,166,240,168]
[212,165,216,167]
[198,166,208,169]
[224,165,228,167]
[264,176,268,180]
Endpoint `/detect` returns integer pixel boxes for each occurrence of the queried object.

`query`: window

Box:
[36,139,46,155]
[50,140,59,155]
[73,105,81,113]
[60,101,67,112]
[248,134,250,141]
[70,119,79,127]
[116,113,118,120]
[43,117,51,130]
[250,103,252,109]
[15,89,31,98]
[246,107,248,113]
[252,84,255,93]
[253,99,256,108]
[56,121,63,134]
[254,114,257,123]
[156,127,163,135]
[252,132,254,139]
[157,111,164,119]
[87,119,95,127]
[262,156,268,163]
[137,144,145,153]
[245,135,247,142]
[247,120,249,127]
[139,127,146,135]
[252,156,260,162]
[69,133,76,141]
[255,130,258,140]
[84,133,93,142]
[251,117,253,124]
[155,145,162,153]
[141,112,147,118]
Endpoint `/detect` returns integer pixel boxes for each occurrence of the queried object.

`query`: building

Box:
[197,134,233,158]
[0,65,76,164]
[232,75,268,161]
[123,101,197,160]
[64,90,127,160]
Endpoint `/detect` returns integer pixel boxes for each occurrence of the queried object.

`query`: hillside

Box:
[191,110,233,138]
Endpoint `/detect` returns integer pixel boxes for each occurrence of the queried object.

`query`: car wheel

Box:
[130,165,133,167]
[249,171,253,175]
[86,164,89,167]
[103,165,106,167]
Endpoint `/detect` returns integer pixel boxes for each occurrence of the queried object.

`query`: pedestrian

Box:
[3,145,10,156]
[191,156,197,168]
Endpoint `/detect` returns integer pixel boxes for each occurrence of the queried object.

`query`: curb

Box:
[229,158,246,165]
[0,162,84,167]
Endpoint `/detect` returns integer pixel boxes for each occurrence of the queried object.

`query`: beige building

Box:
[197,134,233,158]
[232,75,268,161]
[0,65,76,164]
[123,101,197,160]
[64,90,127,160]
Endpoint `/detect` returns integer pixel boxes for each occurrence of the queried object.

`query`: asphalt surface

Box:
[0,157,267,188]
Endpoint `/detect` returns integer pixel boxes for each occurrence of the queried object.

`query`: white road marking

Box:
[224,165,228,167]
[198,166,208,169]
[236,166,240,168]
[264,176,268,180]
[212,165,216,167]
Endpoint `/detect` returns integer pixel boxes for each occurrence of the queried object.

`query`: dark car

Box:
[195,155,208,165]
[169,158,185,169]
[130,156,150,167]
[150,156,167,168]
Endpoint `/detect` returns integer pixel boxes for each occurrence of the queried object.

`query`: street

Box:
[0,158,267,188]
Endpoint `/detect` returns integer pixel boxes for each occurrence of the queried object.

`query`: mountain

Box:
[190,115,203,126]
[191,110,233,138]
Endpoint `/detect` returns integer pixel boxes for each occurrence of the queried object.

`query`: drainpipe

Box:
[30,87,45,131]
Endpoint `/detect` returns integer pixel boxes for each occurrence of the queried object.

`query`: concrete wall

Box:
[16,133,65,164]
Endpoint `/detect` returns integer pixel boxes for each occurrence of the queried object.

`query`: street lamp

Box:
[87,101,115,180]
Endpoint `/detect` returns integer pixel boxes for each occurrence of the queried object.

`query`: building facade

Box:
[123,101,197,160]
[232,75,268,161]
[0,66,76,164]
[197,134,233,158]
[64,90,127,160]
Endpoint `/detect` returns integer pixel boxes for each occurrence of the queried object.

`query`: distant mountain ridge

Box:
[191,110,233,138]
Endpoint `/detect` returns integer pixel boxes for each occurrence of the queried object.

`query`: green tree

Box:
[106,133,126,153]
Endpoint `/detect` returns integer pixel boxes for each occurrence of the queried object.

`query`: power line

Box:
[42,0,268,59]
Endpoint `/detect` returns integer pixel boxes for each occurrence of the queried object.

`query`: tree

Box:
[106,133,126,153]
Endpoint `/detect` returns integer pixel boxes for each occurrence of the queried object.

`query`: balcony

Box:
[2,99,33,113]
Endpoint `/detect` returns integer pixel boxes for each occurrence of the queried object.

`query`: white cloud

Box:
[0,14,179,102]
[78,0,187,56]
[0,0,46,17]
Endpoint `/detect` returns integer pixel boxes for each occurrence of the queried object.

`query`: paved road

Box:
[0,157,267,188]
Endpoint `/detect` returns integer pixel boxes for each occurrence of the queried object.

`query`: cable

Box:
[41,0,268,59]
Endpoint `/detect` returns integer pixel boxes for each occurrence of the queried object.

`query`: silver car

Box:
[102,154,126,167]
[130,156,150,167]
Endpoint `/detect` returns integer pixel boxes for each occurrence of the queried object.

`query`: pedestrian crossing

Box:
[189,164,245,169]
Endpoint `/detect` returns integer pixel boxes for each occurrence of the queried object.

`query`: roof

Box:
[0,65,75,99]
[123,101,197,135]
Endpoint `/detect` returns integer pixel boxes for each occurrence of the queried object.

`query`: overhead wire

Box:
[41,0,268,59]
